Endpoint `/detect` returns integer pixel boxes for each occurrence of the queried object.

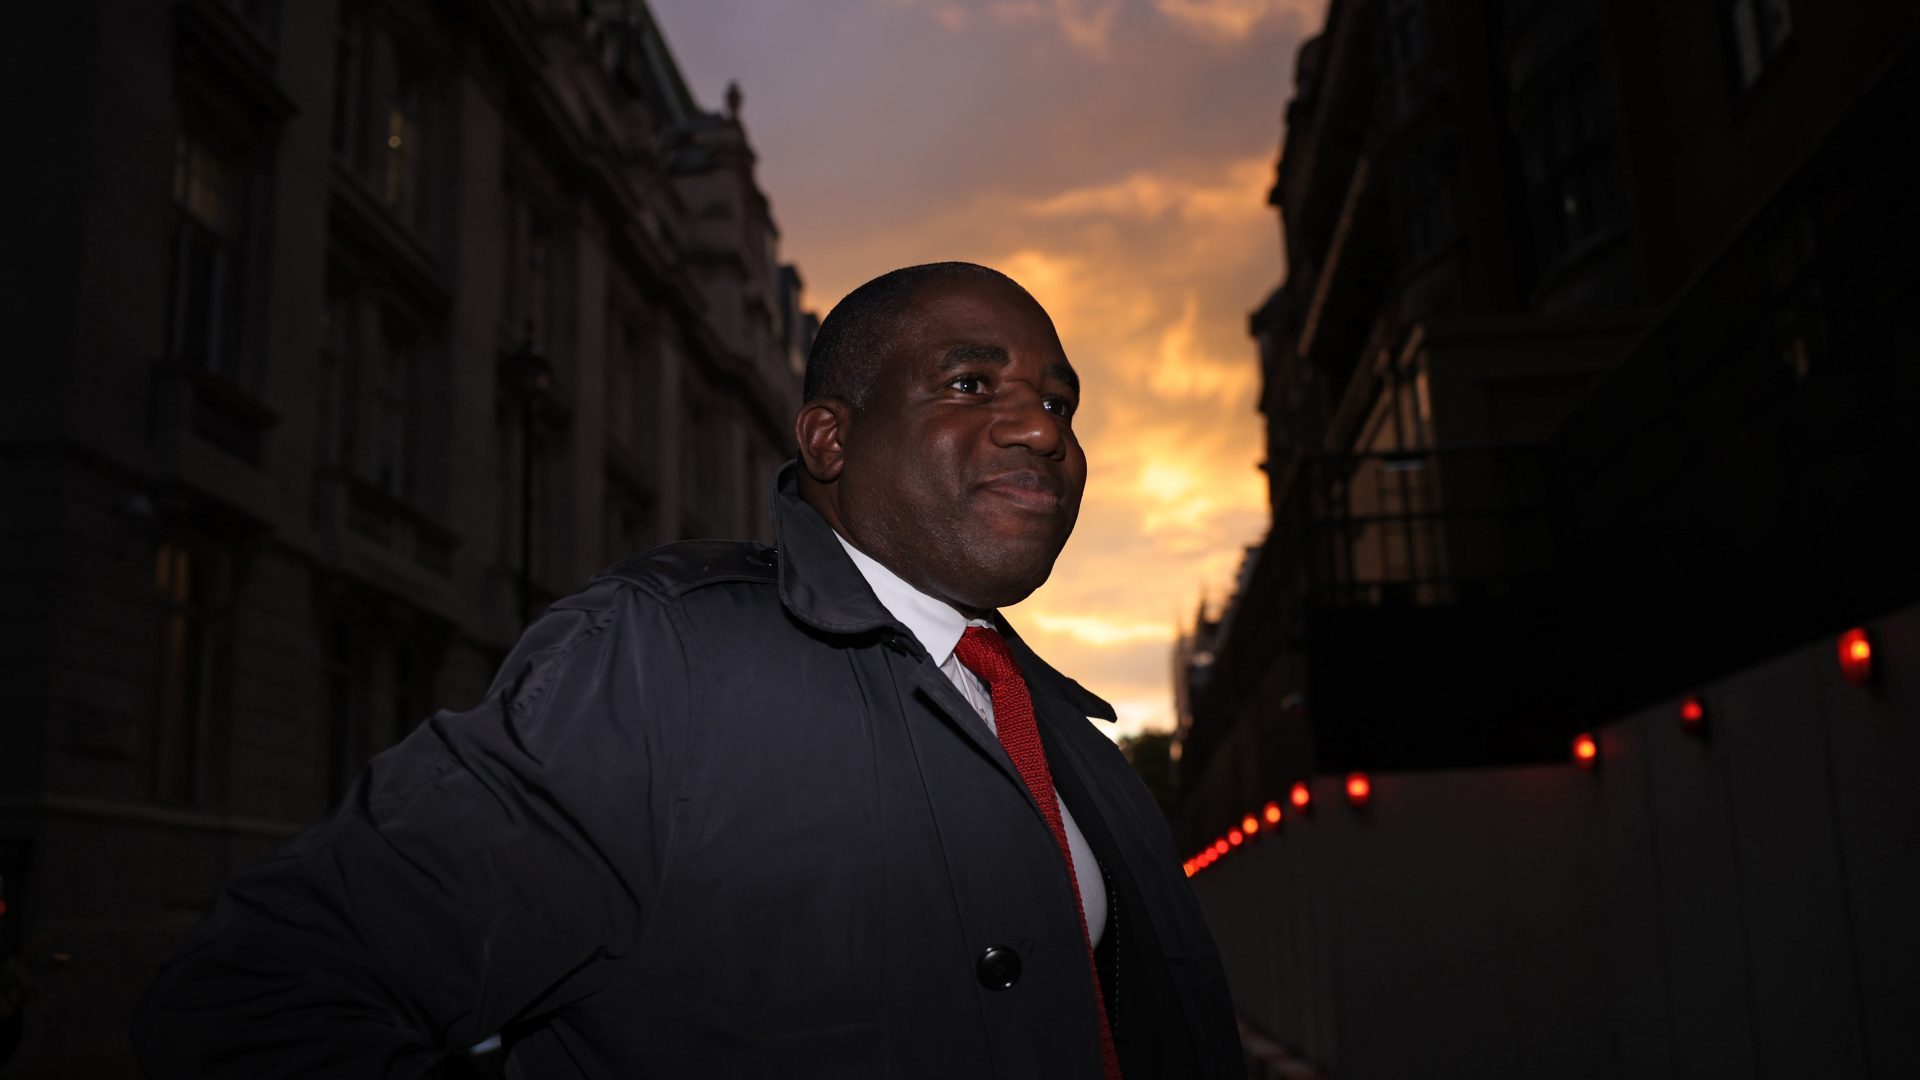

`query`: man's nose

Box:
[989,389,1065,457]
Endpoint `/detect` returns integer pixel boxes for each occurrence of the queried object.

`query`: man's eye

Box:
[949,375,986,394]
[1043,396,1076,419]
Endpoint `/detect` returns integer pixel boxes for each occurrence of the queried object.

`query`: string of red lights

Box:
[1183,626,1879,878]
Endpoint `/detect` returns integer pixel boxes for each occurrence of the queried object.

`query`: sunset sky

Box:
[651,0,1323,738]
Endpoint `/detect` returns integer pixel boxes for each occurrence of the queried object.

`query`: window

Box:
[223,0,280,46]
[317,282,356,469]
[168,132,251,376]
[685,402,738,536]
[392,640,429,745]
[364,315,421,499]
[331,6,367,164]
[318,276,438,509]
[1396,138,1454,267]
[494,379,569,611]
[502,174,570,360]
[501,175,520,325]
[385,48,428,228]
[495,398,517,570]
[606,314,660,457]
[607,323,635,449]
[322,602,440,798]
[322,615,368,803]
[153,541,233,806]
[1378,0,1426,120]
[331,4,440,237]
[528,217,555,351]
[1728,0,1793,89]
[537,432,574,591]
[1519,59,1623,273]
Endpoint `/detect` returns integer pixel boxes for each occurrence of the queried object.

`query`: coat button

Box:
[976,945,1021,990]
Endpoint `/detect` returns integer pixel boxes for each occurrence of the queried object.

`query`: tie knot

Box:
[954,625,1020,684]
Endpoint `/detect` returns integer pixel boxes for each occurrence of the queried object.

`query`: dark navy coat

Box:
[134,465,1243,1078]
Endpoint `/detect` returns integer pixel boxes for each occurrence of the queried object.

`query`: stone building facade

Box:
[1173,0,1920,843]
[0,1,811,1072]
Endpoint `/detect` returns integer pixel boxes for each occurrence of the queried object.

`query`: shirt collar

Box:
[768,461,1115,721]
[832,532,982,666]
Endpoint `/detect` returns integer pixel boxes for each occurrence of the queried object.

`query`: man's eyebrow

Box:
[936,343,1079,394]
[1047,361,1080,395]
[938,343,1009,369]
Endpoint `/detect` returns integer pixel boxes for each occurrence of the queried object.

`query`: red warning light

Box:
[1262,801,1282,825]
[1573,733,1599,770]
[1345,772,1371,807]
[1213,838,1229,857]
[1838,628,1874,686]
[1679,695,1706,732]
[1289,782,1312,811]
[1184,861,1195,877]
[1228,829,1244,847]
[1241,814,1260,835]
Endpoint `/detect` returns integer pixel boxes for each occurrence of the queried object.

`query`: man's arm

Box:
[133,578,687,1077]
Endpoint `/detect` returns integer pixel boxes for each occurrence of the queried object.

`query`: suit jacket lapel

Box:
[900,657,1055,834]
[1037,701,1206,1077]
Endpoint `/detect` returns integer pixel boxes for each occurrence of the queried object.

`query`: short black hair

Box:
[802,261,1032,407]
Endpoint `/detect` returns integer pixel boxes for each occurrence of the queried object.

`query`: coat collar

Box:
[769,460,897,637]
[768,460,1117,723]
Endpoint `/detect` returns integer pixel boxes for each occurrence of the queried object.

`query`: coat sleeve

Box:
[132,578,690,1078]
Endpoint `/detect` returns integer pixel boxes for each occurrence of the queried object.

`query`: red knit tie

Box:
[954,625,1123,1080]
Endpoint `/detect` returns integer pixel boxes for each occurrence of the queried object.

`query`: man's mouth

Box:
[977,470,1062,512]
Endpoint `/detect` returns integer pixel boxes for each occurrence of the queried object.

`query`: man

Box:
[135,263,1243,1077]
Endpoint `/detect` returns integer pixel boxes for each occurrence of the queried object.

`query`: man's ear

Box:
[795,399,853,484]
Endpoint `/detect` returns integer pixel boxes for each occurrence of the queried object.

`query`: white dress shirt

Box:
[833,533,1108,948]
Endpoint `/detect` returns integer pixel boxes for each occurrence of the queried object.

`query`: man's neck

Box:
[831,531,985,665]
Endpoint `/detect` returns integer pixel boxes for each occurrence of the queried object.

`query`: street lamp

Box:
[508,337,552,626]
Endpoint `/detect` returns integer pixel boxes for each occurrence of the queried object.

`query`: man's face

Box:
[832,276,1087,614]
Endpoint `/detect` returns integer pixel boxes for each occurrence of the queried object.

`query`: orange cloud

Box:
[1153,0,1322,42]
[1028,612,1179,646]
[1027,156,1272,224]
[1146,290,1261,404]
[894,0,1317,52]
[985,0,1123,55]
[894,0,1121,54]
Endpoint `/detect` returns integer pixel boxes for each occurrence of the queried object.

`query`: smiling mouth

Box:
[977,471,1063,512]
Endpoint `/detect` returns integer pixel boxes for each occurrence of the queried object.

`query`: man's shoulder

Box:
[593,539,780,602]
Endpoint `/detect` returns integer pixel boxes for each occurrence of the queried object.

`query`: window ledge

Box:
[328,164,449,311]
[155,360,279,464]
[174,1,294,132]
[316,468,459,576]
[1530,225,1630,308]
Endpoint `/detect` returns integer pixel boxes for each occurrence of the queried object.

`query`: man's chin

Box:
[948,558,1062,613]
